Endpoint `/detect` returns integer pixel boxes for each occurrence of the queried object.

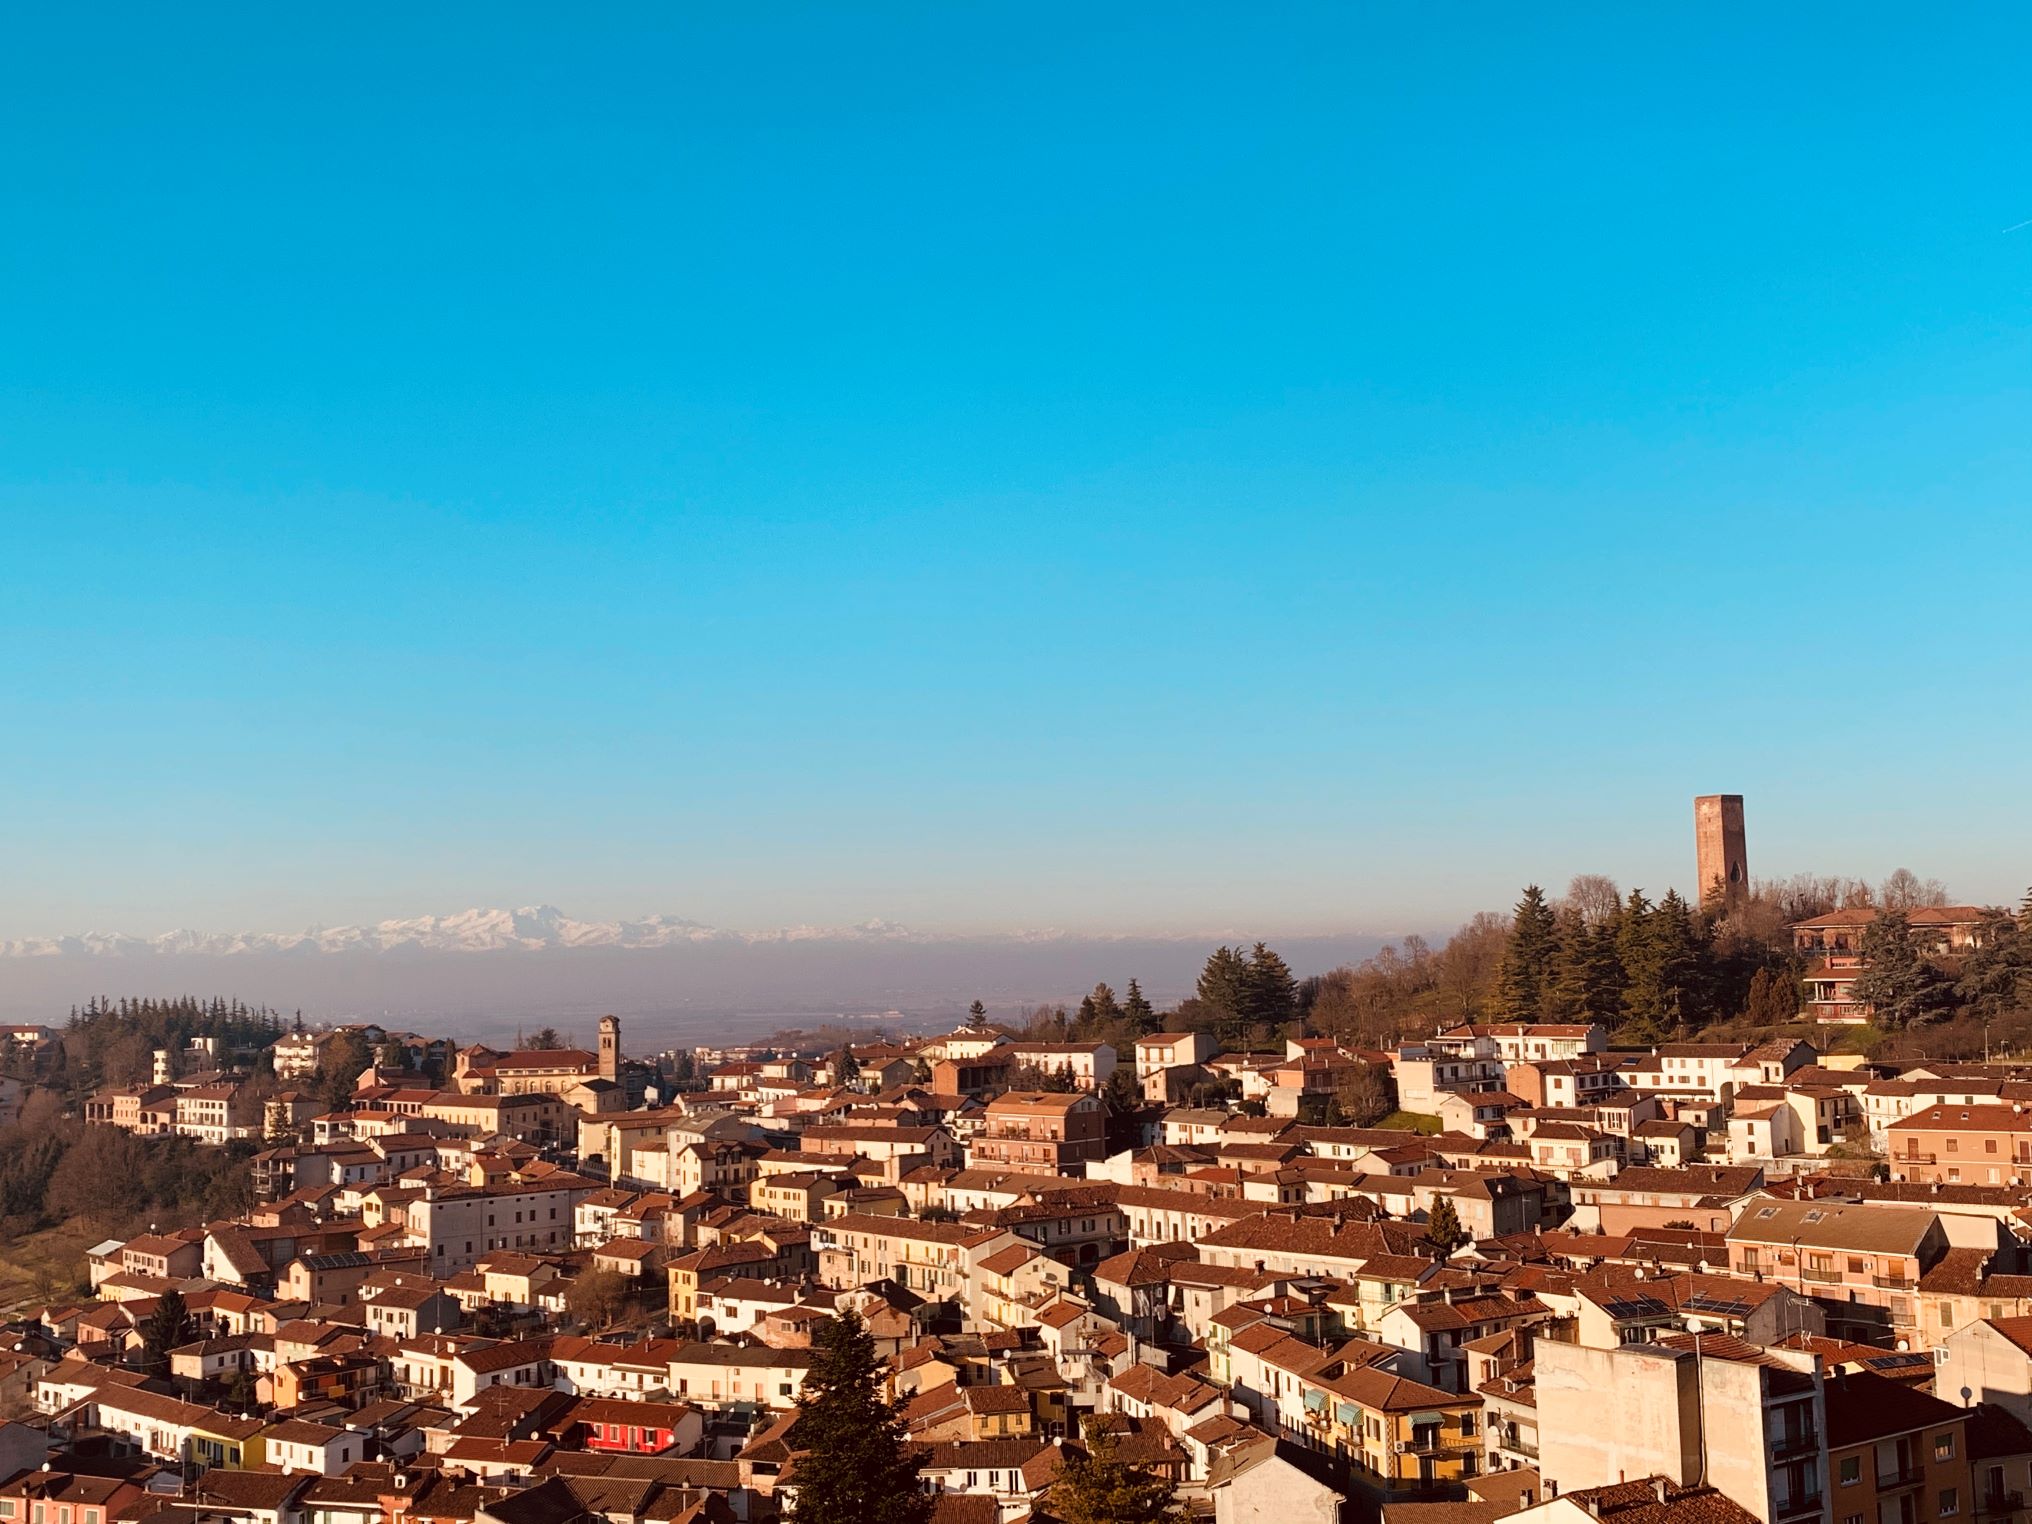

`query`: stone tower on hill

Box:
[1694,794,1747,910]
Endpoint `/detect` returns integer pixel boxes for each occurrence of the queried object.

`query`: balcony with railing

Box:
[1878,1461,1926,1490]
[1406,1429,1475,1456]
[1771,1428,1821,1460]
[1873,1272,1916,1290]
[1982,1488,2024,1514]
[1772,1489,1825,1521]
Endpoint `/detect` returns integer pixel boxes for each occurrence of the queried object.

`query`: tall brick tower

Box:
[1694,794,1748,910]
[598,1014,620,1083]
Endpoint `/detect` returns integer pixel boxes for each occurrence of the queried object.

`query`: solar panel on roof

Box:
[1866,1352,1932,1370]
[1683,1293,1753,1317]
[1601,1296,1671,1319]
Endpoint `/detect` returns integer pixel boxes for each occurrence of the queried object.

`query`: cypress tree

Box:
[1745,967,1802,1027]
[786,1310,928,1524]
[1425,1194,1467,1255]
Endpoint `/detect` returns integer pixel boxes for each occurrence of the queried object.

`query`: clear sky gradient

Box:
[2,5,2028,940]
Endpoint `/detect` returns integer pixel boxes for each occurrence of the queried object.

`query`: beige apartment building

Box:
[1726,1197,1949,1342]
[1888,1103,2032,1187]
[970,1091,1107,1174]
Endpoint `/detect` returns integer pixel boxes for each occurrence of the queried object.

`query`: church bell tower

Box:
[598,1015,620,1083]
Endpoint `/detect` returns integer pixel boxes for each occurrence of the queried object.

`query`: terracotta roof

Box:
[456,1338,552,1373]
[823,1212,1002,1246]
[1727,1197,1937,1254]
[1917,1246,1995,1295]
[487,1049,598,1070]
[1559,1478,1761,1524]
[977,1244,1043,1277]
[1198,1209,1428,1262]
[1824,1369,1966,1447]
[1311,1358,1469,1413]
[913,1436,1056,1470]
[1967,1402,2032,1462]
[1385,1504,1509,1524]
[1597,1165,1765,1196]
[191,1471,313,1510]
[961,1384,1034,1414]
[1892,1102,2032,1133]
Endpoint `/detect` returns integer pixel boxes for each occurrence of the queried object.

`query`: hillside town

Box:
[4,924,2032,1524]
[13,3,2025,1519]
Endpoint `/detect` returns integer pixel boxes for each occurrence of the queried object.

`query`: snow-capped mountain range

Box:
[0,905,949,958]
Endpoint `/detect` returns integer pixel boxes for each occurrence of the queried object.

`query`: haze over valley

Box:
[0,904,1394,1041]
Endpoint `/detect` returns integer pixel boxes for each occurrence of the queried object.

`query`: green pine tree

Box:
[1544,904,1606,1021]
[1496,886,1560,1019]
[1196,946,1253,1034]
[1613,888,1662,1035]
[141,1288,193,1378]
[1853,911,1955,1029]
[786,1311,929,1524]
[1648,891,1711,1032]
[1575,919,1626,1023]
[967,999,988,1030]
[1050,1416,1186,1524]
[1956,912,2031,1017]
[1245,944,1298,1028]
[1122,979,1155,1034]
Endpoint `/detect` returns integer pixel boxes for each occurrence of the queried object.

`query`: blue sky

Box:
[2,4,2028,940]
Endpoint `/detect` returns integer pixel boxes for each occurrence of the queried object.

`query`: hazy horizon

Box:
[0,928,1405,1038]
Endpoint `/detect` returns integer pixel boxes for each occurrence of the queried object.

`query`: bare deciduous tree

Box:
[1565,874,1624,928]
[1879,868,1950,911]
[1762,874,1874,922]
